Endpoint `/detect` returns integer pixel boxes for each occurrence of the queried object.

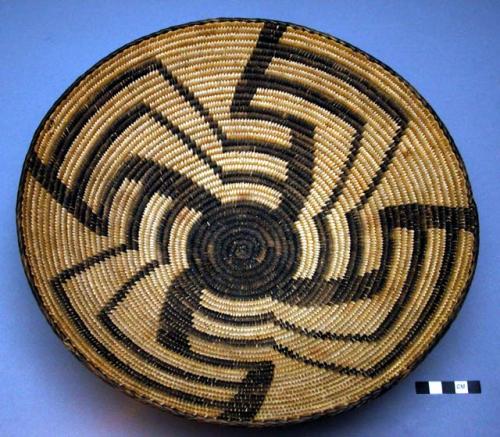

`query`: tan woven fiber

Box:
[17,19,478,426]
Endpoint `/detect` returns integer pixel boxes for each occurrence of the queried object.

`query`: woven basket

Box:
[17,19,478,426]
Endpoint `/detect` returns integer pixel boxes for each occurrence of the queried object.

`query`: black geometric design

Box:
[18,19,478,424]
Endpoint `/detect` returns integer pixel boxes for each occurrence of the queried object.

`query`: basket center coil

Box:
[189,203,297,298]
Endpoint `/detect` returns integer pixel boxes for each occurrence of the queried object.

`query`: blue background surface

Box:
[1,1,499,436]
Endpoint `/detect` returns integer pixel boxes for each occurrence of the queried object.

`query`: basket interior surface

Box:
[17,19,478,425]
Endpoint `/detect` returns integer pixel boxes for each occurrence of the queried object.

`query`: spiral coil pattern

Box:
[17,19,478,425]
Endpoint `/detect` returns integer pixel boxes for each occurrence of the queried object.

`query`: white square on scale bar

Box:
[429,381,443,394]
[455,381,469,394]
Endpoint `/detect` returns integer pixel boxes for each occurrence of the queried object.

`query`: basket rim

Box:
[15,17,480,427]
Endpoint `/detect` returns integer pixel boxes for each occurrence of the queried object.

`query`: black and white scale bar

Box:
[415,381,481,395]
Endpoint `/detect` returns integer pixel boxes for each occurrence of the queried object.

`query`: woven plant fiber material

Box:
[17,19,478,425]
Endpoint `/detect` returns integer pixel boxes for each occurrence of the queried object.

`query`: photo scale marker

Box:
[415,381,481,394]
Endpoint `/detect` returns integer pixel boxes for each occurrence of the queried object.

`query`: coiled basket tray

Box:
[17,19,478,426]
